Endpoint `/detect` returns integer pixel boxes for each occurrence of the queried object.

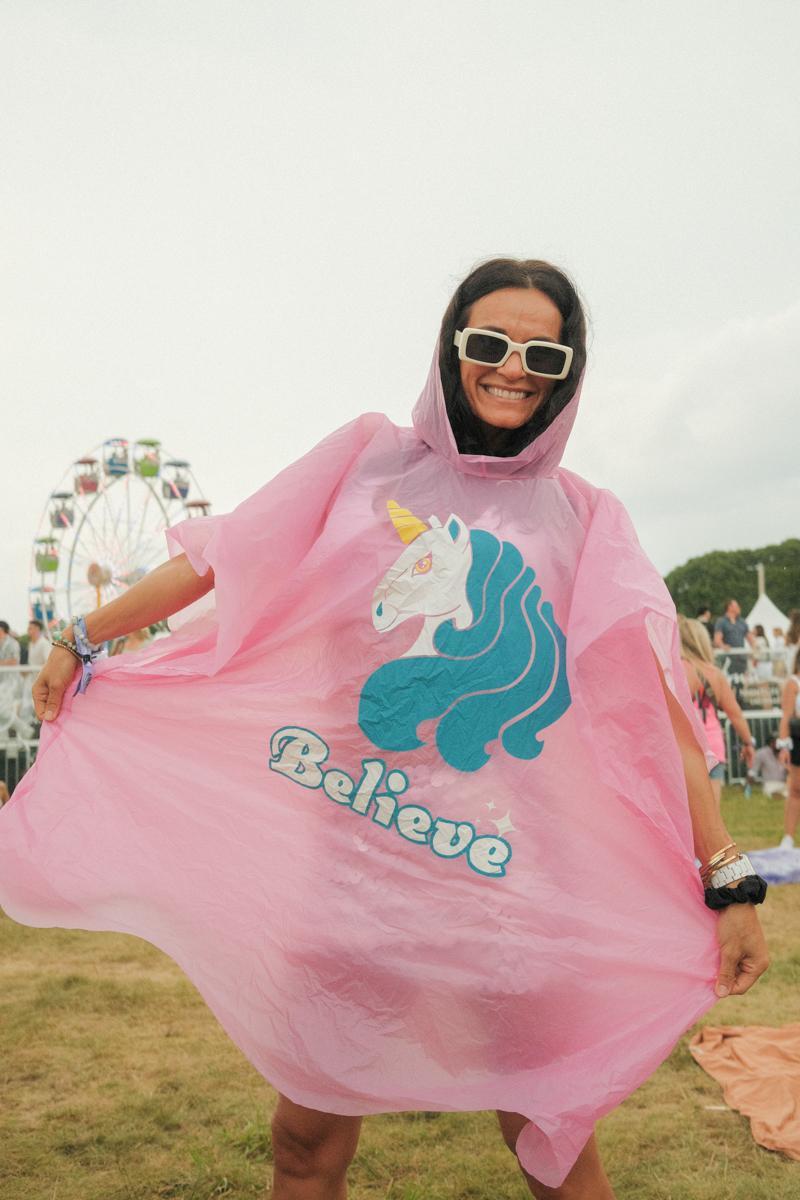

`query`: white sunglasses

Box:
[454,328,573,380]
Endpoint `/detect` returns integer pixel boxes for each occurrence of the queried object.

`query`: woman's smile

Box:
[480,383,536,402]
[459,287,564,430]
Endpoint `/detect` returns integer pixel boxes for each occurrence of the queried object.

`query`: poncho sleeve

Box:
[562,477,716,854]
[147,412,388,676]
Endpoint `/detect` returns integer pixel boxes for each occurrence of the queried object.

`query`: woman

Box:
[678,615,756,803]
[752,624,772,681]
[1,259,769,1200]
[777,650,800,849]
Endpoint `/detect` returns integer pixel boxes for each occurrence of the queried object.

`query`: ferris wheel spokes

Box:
[31,437,211,626]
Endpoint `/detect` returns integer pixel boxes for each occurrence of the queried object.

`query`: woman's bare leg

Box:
[496,1112,615,1199]
[270,1093,362,1200]
[784,766,800,839]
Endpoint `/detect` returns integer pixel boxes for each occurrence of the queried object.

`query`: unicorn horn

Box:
[387,499,428,544]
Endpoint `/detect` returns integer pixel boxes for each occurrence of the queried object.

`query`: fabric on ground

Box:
[0,343,721,1189]
[689,1024,800,1162]
[746,848,800,885]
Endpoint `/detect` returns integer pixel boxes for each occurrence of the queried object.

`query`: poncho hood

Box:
[411,341,583,479]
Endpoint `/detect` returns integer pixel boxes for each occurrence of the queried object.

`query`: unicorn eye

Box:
[412,553,433,575]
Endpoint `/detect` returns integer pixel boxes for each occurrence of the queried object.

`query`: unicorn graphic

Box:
[358,500,571,773]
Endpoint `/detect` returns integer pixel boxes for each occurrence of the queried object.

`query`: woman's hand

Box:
[740,742,756,770]
[714,903,770,998]
[32,648,81,722]
[778,748,791,768]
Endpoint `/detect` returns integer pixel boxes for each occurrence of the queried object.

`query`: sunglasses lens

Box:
[463,331,506,364]
[525,344,568,376]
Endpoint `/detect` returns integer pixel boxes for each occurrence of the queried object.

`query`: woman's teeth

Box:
[482,385,533,401]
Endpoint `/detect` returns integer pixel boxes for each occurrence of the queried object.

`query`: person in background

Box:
[752,624,772,681]
[713,598,753,678]
[0,621,24,739]
[109,627,153,656]
[26,620,51,670]
[747,736,788,799]
[0,621,21,669]
[696,605,715,646]
[120,627,152,653]
[680,615,755,803]
[784,610,800,676]
[777,650,800,850]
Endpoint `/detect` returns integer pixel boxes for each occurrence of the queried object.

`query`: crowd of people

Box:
[679,600,800,850]
[695,600,800,680]
[0,618,153,746]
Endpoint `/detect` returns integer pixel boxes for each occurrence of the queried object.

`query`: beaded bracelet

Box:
[52,635,82,663]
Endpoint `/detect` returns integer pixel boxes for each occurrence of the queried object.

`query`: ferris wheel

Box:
[29,438,212,629]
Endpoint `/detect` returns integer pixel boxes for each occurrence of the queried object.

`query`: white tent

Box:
[746,592,789,639]
[746,564,789,640]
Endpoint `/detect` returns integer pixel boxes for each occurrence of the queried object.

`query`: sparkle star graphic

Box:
[491,811,516,836]
[484,800,496,811]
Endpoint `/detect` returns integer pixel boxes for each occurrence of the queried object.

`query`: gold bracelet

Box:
[701,852,742,882]
[700,849,740,883]
[701,842,738,873]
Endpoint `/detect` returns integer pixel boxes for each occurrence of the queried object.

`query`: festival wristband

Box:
[71,615,102,696]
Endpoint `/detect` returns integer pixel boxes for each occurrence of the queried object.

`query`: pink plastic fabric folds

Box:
[0,350,720,1188]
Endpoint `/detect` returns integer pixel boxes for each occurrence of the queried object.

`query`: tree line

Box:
[664,538,799,619]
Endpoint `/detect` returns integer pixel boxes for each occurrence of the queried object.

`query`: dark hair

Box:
[438,257,588,456]
[28,618,43,631]
[787,609,800,647]
[0,621,10,634]
[696,606,711,618]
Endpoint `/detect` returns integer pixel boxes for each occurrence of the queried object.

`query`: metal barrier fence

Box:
[0,665,41,799]
[722,710,784,785]
[711,648,790,785]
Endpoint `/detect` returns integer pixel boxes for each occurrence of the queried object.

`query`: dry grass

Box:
[1,786,798,1199]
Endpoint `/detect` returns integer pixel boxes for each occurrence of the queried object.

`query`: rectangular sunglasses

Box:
[453,328,573,380]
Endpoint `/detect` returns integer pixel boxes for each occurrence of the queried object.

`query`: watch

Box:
[708,853,756,889]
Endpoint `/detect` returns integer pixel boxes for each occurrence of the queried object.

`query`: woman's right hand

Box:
[32,648,81,722]
[778,748,791,768]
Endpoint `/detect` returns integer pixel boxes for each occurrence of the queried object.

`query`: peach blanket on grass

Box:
[690,1024,800,1162]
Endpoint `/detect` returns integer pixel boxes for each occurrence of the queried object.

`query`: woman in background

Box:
[777,650,800,849]
[679,616,755,803]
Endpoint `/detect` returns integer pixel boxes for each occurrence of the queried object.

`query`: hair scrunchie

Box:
[704,875,768,910]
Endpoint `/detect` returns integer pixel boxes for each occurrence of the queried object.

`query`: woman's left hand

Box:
[714,903,770,998]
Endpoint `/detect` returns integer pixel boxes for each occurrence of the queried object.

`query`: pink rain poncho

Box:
[0,347,721,1187]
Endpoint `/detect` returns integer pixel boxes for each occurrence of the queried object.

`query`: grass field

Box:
[2,787,798,1199]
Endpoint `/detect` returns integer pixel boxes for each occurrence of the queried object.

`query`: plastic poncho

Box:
[0,347,721,1187]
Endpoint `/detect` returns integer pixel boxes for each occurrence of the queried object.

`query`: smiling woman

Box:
[0,255,769,1200]
[439,258,588,456]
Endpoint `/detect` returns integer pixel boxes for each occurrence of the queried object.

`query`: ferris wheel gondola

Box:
[30,438,212,628]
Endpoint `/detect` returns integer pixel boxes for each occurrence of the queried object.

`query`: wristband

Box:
[71,615,103,696]
[776,737,794,751]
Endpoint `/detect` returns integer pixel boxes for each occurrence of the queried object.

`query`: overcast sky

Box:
[2,1,797,630]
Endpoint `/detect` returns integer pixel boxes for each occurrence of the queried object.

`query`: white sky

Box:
[2,1,797,629]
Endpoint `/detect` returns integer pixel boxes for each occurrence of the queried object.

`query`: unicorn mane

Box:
[359,506,570,773]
